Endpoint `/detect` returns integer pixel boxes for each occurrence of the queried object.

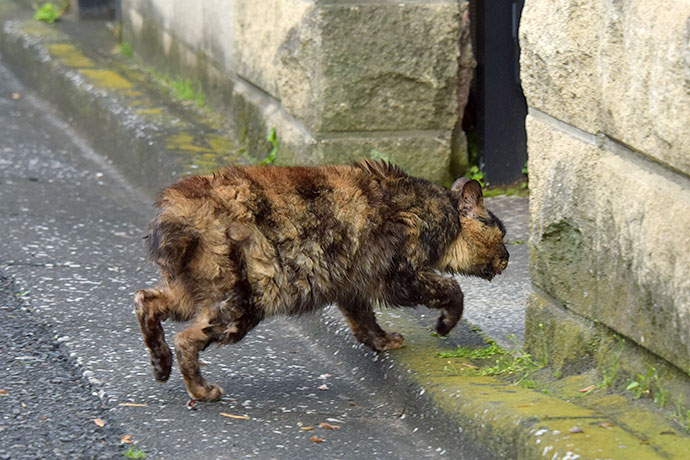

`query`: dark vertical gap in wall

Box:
[463,0,528,186]
[76,0,117,20]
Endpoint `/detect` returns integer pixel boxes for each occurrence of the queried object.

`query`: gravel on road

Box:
[0,275,126,459]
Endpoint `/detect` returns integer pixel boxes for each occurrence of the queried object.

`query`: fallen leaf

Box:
[310,436,324,443]
[460,363,479,370]
[120,434,133,444]
[186,399,197,411]
[317,373,332,380]
[319,422,340,430]
[93,418,106,427]
[569,427,584,434]
[300,426,314,431]
[348,402,358,407]
[220,412,250,420]
[598,422,615,428]
[578,385,596,393]
[317,384,329,391]
[11,93,21,100]
[119,403,148,408]
[0,389,7,395]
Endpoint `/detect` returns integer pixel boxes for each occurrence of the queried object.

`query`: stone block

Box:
[520,0,690,175]
[276,1,461,133]
[122,0,466,182]
[527,113,690,372]
[232,0,314,99]
[316,132,454,185]
[229,80,454,184]
[519,0,602,133]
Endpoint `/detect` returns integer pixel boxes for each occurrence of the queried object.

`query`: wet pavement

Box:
[0,54,478,458]
[4,2,690,457]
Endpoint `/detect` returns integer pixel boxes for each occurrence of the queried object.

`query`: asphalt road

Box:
[0,55,471,459]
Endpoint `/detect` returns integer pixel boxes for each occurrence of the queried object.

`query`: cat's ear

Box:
[461,180,484,209]
[452,178,484,215]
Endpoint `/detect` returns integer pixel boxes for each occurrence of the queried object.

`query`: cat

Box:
[134,159,508,401]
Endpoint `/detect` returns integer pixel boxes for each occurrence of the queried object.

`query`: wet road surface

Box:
[0,54,470,459]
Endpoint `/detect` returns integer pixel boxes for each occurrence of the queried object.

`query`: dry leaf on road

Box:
[119,403,148,408]
[310,436,324,443]
[220,412,250,420]
[300,426,314,431]
[93,418,105,427]
[120,434,133,444]
[319,422,340,430]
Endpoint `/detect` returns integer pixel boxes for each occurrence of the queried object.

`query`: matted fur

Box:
[134,160,509,401]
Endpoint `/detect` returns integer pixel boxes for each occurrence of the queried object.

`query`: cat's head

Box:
[438,178,509,281]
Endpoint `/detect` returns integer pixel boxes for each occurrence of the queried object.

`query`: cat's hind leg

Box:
[134,286,175,382]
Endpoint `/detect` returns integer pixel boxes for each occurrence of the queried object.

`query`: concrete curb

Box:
[0,10,248,198]
[3,5,690,459]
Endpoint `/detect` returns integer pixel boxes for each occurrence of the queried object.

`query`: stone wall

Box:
[121,0,473,184]
[520,0,690,397]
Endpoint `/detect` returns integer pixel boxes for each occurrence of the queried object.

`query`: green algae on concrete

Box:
[78,69,134,90]
[376,309,690,459]
[165,132,244,175]
[47,43,95,67]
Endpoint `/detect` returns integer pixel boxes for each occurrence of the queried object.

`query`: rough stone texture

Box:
[527,113,690,373]
[276,2,461,133]
[234,0,313,99]
[316,131,454,185]
[520,0,690,175]
[526,290,690,417]
[121,0,467,183]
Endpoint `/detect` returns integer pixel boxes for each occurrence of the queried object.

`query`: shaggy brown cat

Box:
[134,160,508,401]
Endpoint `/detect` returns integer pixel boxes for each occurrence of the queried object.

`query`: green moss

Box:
[79,69,134,90]
[483,185,529,198]
[47,43,95,67]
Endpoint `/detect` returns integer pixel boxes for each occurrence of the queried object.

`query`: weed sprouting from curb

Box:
[118,42,133,58]
[464,165,484,187]
[123,447,147,459]
[438,338,547,388]
[259,128,278,165]
[600,336,625,389]
[521,161,529,189]
[34,1,68,24]
[626,367,670,409]
[144,67,206,108]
